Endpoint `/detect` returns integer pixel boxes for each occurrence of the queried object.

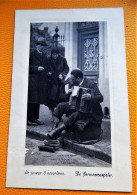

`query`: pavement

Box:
[25,137,110,167]
[26,105,111,164]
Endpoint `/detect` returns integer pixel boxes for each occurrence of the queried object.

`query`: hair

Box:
[35,42,45,46]
[51,48,60,55]
[71,69,83,79]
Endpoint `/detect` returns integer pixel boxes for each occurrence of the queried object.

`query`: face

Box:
[70,74,81,86]
[52,53,59,60]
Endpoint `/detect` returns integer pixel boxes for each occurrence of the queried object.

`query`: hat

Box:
[35,37,48,46]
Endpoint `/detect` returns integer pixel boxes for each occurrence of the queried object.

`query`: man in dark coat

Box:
[27,38,48,126]
[45,69,104,142]
[46,48,69,110]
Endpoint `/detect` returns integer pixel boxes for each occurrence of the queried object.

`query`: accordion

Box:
[69,86,94,113]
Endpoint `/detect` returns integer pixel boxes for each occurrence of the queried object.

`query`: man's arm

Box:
[82,83,103,103]
[29,51,45,73]
[92,83,103,103]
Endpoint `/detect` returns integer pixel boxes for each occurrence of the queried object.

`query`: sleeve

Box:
[60,58,69,79]
[29,52,38,73]
[46,57,58,84]
[91,83,104,103]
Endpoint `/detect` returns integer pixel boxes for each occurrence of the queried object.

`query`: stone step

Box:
[26,129,111,164]
[63,139,111,164]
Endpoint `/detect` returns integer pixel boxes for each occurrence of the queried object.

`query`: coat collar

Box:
[80,78,88,87]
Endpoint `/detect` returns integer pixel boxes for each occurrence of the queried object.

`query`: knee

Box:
[71,111,81,119]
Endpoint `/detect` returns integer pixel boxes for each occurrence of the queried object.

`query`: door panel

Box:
[78,22,99,83]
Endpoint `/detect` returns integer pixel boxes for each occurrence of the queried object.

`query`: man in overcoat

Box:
[27,38,48,126]
[46,48,69,110]
[45,69,104,142]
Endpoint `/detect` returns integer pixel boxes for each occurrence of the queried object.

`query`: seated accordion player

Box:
[69,86,94,113]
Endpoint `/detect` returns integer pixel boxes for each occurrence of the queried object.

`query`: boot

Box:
[45,124,66,140]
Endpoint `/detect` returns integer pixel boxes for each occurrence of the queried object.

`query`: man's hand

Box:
[59,74,63,80]
[67,88,73,94]
[38,66,45,72]
[81,93,92,101]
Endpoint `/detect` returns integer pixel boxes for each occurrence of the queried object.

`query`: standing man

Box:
[46,48,69,111]
[27,38,48,126]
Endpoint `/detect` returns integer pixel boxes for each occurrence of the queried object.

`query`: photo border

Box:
[6,8,132,192]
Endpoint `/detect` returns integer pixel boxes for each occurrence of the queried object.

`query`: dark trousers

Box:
[54,102,103,142]
[27,103,40,121]
[53,102,92,128]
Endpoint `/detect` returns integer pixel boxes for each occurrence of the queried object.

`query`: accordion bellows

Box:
[69,86,94,113]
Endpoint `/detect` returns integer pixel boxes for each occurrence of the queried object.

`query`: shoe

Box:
[44,133,52,140]
[27,121,38,126]
[38,145,55,153]
[44,139,60,145]
[44,124,66,140]
[33,119,44,125]
[49,124,66,138]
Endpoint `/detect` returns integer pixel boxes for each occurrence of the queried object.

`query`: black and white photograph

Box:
[25,22,111,167]
[6,8,132,192]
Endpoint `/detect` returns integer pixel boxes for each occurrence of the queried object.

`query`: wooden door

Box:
[78,22,99,83]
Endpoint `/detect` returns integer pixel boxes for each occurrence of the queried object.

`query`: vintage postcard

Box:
[6,8,132,192]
